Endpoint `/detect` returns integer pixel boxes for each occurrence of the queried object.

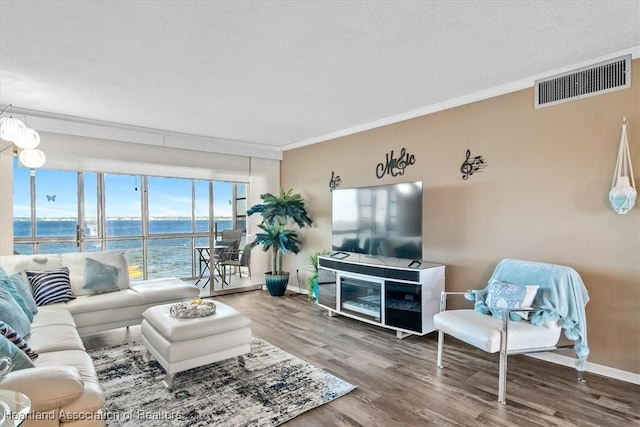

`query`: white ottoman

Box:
[141,300,252,388]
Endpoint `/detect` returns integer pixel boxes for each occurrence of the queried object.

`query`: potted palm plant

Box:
[307,249,331,301]
[247,188,313,296]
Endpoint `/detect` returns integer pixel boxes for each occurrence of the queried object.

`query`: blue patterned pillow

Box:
[0,321,37,360]
[26,267,76,306]
[485,280,539,320]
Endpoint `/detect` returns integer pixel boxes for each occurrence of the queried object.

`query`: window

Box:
[12,160,248,282]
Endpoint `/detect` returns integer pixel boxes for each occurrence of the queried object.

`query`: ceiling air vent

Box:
[535,54,631,108]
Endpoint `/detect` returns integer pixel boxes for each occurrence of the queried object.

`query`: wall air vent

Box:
[535,54,631,108]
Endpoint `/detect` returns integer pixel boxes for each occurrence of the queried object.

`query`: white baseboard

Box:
[527,352,640,385]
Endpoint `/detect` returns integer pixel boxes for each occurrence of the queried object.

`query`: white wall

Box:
[248,158,281,284]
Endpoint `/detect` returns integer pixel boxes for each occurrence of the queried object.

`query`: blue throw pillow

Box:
[0,277,33,321]
[82,257,120,294]
[7,273,37,315]
[0,288,31,338]
[0,333,34,371]
[485,280,539,320]
[0,268,6,278]
[26,267,76,306]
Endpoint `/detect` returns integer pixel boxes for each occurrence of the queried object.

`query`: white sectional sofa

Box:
[0,251,200,427]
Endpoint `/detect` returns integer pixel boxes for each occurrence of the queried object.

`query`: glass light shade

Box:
[0,116,26,142]
[18,148,46,169]
[13,127,40,149]
[609,176,637,214]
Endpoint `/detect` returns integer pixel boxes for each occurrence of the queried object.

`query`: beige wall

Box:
[282,60,640,374]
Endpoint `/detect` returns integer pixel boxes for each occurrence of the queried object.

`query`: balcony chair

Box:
[433,258,590,404]
[220,228,243,243]
[221,243,252,285]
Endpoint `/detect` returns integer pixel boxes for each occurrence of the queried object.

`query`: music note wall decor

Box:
[460,149,486,180]
[329,171,342,191]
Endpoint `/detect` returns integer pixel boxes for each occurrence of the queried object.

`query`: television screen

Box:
[331,181,422,260]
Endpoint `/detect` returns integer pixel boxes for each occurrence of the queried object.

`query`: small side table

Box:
[0,389,31,427]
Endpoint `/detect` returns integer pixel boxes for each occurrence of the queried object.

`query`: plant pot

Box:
[312,278,319,300]
[265,272,290,296]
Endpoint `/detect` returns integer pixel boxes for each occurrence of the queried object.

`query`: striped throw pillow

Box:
[0,320,38,359]
[26,267,76,306]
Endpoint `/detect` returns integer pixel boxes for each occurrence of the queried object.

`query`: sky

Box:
[12,159,236,219]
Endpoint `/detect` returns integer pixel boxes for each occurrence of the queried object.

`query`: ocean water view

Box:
[13,218,241,279]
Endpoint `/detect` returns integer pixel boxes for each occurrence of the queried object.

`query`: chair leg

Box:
[498,350,507,404]
[436,330,444,368]
[577,370,586,382]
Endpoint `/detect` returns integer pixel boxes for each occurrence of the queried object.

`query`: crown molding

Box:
[283,45,640,151]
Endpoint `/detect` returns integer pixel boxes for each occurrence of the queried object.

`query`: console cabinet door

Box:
[317,267,337,310]
[384,281,422,332]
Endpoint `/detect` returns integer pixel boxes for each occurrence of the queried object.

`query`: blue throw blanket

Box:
[466,258,590,370]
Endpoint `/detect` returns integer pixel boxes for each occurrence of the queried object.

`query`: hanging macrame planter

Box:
[609,117,636,214]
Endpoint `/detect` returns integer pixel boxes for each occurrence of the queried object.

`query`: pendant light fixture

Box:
[0,104,46,173]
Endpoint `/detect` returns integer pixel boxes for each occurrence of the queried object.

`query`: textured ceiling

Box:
[1,1,639,152]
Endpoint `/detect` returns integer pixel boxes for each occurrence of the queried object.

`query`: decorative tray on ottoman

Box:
[170,299,216,318]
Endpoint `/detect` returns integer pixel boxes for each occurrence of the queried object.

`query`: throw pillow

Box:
[82,257,120,294]
[0,277,33,321]
[0,321,37,360]
[7,273,38,315]
[0,267,6,278]
[485,280,539,320]
[0,288,31,338]
[0,334,34,371]
[26,267,76,306]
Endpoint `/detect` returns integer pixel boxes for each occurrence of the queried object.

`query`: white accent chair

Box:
[433,258,590,404]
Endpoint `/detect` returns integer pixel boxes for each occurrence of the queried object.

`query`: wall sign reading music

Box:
[375,147,416,179]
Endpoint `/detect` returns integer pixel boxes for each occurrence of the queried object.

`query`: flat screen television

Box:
[331,181,423,260]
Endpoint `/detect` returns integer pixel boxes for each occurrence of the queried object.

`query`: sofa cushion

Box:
[26,324,85,353]
[129,278,200,304]
[27,267,77,306]
[82,257,121,294]
[61,251,130,296]
[65,289,143,315]
[0,366,84,413]
[31,306,76,329]
[34,350,105,414]
[0,276,33,321]
[0,288,31,338]
[0,254,64,276]
[0,321,38,360]
[0,333,34,370]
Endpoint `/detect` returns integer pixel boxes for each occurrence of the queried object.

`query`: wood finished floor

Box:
[82,289,640,427]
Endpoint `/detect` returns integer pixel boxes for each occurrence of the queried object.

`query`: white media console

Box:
[316,254,445,339]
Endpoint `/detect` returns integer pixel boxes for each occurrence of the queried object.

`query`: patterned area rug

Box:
[88,337,356,426]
